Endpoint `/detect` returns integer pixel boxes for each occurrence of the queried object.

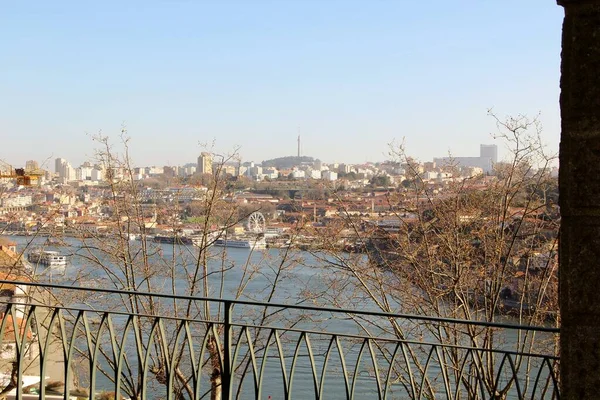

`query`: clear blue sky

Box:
[1,1,563,169]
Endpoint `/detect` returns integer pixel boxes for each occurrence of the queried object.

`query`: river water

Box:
[6,235,558,399]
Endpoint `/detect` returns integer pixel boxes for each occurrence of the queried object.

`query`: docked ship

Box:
[27,249,68,268]
[153,233,193,245]
[213,236,267,249]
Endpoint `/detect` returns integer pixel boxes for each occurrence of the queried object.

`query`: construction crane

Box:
[0,161,45,186]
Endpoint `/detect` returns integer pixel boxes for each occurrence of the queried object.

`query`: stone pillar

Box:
[557,1,600,398]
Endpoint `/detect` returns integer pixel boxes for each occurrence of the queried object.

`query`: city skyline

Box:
[1,1,561,167]
[7,142,505,174]
[44,143,505,184]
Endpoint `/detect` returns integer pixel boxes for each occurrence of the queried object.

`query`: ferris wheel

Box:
[247,211,266,234]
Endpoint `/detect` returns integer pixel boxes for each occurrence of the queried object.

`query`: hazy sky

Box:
[1,1,563,169]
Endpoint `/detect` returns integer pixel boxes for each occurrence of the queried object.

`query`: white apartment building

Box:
[308,169,322,179]
[461,166,484,178]
[182,166,197,176]
[1,195,32,208]
[263,168,279,180]
[292,169,306,179]
[77,165,94,181]
[249,166,263,178]
[423,171,438,181]
[322,170,338,181]
[91,166,104,181]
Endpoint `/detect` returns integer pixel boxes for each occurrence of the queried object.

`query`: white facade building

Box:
[322,170,338,181]
[263,168,279,180]
[292,169,306,179]
[1,195,32,208]
[309,169,322,179]
[91,166,104,181]
[433,144,498,174]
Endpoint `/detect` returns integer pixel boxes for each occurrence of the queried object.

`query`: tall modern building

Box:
[197,152,213,175]
[480,144,498,164]
[55,158,75,181]
[55,158,66,175]
[433,144,498,173]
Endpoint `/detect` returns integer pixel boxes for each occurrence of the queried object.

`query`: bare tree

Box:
[39,132,304,400]
[304,112,559,399]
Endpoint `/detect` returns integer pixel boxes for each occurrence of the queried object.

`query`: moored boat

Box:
[213,236,267,249]
[153,234,193,245]
[27,249,68,268]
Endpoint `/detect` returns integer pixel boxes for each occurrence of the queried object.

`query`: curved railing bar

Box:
[533,357,560,400]
[35,306,62,400]
[417,344,437,400]
[506,353,523,399]
[85,311,112,400]
[367,337,384,400]
[453,348,486,400]
[493,352,517,400]
[303,332,320,399]
[229,325,249,398]
[154,318,173,400]
[318,334,338,399]
[257,328,277,400]
[15,304,36,399]
[334,335,351,400]
[232,326,260,399]
[167,319,189,400]
[288,331,306,399]
[115,314,136,399]
[139,316,163,400]
[60,309,85,400]
[104,313,125,400]
[273,328,290,399]
[350,339,368,400]
[433,343,451,400]
[244,328,260,399]
[382,341,402,400]
[193,323,218,400]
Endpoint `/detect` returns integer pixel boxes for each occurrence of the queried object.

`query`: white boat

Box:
[213,237,267,249]
[27,249,68,268]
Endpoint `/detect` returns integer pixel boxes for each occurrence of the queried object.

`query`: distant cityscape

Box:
[0,142,558,233]
[4,143,539,188]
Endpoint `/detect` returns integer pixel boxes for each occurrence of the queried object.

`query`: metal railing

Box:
[0,280,559,399]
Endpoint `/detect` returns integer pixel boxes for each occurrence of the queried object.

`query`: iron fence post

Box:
[223,300,233,400]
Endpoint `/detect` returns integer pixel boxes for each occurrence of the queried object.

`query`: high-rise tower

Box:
[197,152,213,175]
[480,144,498,164]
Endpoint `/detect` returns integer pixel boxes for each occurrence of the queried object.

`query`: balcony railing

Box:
[0,280,559,399]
